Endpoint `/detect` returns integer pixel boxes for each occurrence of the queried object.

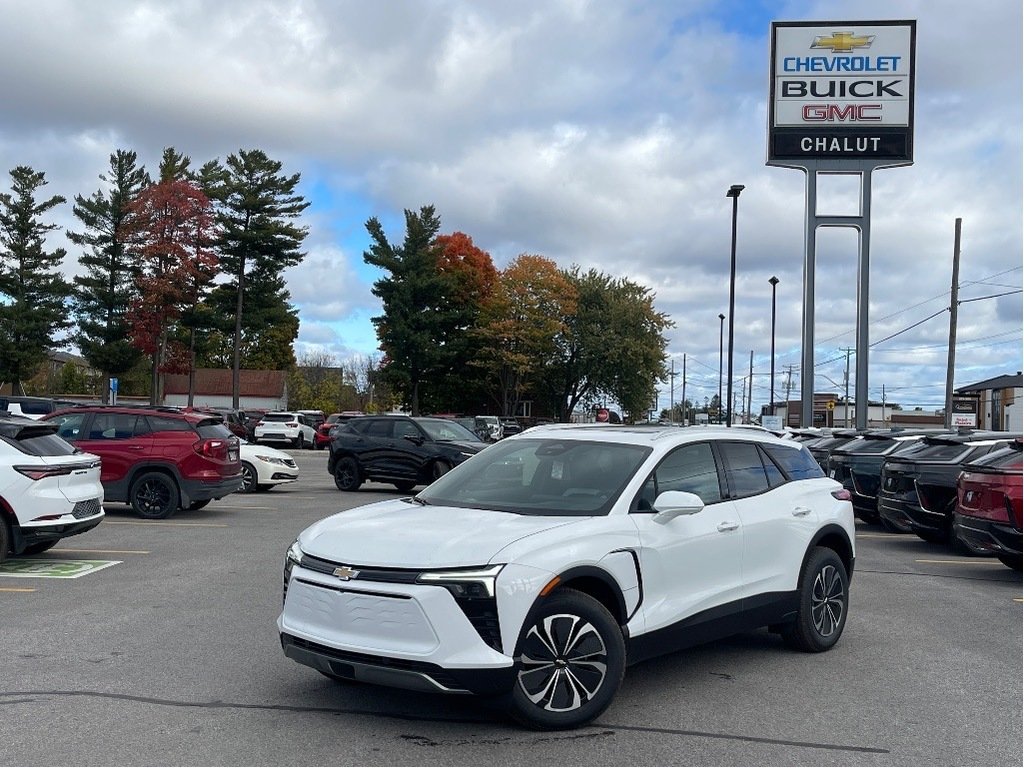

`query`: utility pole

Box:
[882,385,887,427]
[944,218,962,429]
[841,347,854,428]
[784,365,794,426]
[681,354,687,426]
[747,350,754,424]
[669,359,677,423]
[741,376,747,425]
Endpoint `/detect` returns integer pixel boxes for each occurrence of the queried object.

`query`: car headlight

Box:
[256,455,289,465]
[416,564,504,598]
[283,540,303,605]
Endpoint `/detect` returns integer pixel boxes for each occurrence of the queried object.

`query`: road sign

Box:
[826,400,835,411]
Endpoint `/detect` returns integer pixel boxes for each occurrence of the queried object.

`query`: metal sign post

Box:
[767,20,916,429]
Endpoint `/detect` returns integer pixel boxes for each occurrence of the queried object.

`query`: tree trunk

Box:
[232,260,245,410]
[187,327,196,407]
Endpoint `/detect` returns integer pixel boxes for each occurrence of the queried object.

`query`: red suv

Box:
[43,406,242,519]
[953,438,1022,570]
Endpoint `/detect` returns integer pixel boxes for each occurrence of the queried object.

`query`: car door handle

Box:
[717,521,740,532]
[792,507,811,517]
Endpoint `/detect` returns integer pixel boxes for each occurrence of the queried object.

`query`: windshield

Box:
[843,437,899,454]
[418,438,652,516]
[416,418,481,442]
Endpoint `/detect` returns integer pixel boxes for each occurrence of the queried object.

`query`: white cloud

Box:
[0,0,1018,412]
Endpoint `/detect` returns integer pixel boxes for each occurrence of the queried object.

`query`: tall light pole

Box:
[718,313,725,424]
[769,275,779,418]
[726,184,744,427]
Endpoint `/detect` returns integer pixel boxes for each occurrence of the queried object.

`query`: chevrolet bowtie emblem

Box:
[333,566,360,580]
[811,31,875,53]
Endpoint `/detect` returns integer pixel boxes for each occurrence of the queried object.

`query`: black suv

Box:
[827,428,949,525]
[327,415,486,492]
[805,429,863,471]
[877,430,1019,546]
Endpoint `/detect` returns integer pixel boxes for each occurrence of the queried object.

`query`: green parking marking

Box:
[0,559,121,579]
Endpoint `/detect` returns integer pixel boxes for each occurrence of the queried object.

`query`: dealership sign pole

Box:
[767,20,916,429]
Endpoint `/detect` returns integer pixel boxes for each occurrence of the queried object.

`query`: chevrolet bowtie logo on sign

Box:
[767,19,916,166]
[333,566,360,580]
[811,32,875,52]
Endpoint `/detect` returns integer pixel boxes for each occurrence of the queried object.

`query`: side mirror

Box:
[652,490,705,524]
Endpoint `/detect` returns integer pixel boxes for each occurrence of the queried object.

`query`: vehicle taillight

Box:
[286,422,298,428]
[831,489,852,501]
[14,465,76,481]
[195,439,227,458]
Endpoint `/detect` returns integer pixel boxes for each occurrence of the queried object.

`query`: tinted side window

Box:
[365,420,394,438]
[146,415,194,433]
[88,413,143,440]
[759,446,786,488]
[641,442,723,507]
[48,412,88,441]
[394,420,422,439]
[763,443,825,480]
[720,442,771,498]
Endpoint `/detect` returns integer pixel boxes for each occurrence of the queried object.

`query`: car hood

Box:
[298,498,583,568]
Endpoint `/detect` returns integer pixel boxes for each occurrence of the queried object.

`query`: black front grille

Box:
[456,597,502,652]
[283,634,464,689]
[72,498,102,519]
[299,553,420,584]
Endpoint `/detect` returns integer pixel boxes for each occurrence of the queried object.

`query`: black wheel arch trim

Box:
[804,523,856,584]
[535,563,631,632]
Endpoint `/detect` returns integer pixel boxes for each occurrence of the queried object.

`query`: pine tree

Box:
[0,166,73,393]
[67,149,150,397]
[202,149,308,407]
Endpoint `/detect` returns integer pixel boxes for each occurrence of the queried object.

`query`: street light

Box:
[718,313,725,424]
[725,184,744,427]
[769,275,779,419]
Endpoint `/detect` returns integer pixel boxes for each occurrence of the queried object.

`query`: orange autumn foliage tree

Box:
[124,179,217,404]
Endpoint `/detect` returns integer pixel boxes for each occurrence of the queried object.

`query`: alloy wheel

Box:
[811,564,844,637]
[516,613,609,713]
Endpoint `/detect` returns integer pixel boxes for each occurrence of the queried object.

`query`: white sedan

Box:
[239,441,298,493]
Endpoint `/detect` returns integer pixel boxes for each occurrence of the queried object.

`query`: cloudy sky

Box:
[0,0,1020,415]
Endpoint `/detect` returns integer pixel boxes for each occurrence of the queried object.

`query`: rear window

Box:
[911,443,974,462]
[967,445,1023,470]
[763,443,825,480]
[261,413,296,423]
[197,421,232,439]
[1,428,77,456]
[147,415,194,433]
[14,400,54,415]
[844,438,899,454]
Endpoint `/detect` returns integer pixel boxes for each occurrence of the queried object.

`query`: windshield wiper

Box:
[408,496,431,506]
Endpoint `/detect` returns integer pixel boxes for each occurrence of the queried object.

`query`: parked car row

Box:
[798,426,1021,569]
[0,403,310,559]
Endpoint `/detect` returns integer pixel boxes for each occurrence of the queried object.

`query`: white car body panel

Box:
[239,442,298,489]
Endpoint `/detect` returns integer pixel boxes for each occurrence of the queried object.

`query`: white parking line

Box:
[0,587,36,593]
[103,521,228,528]
[914,559,1004,566]
[856,533,917,539]
[51,548,150,555]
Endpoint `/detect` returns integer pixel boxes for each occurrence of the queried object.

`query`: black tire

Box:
[914,528,947,545]
[129,472,180,520]
[431,460,451,481]
[393,481,416,493]
[782,547,849,653]
[187,500,211,511]
[240,462,258,494]
[22,539,59,556]
[295,434,306,450]
[997,554,1023,570]
[334,457,362,492]
[506,588,625,730]
[0,516,10,563]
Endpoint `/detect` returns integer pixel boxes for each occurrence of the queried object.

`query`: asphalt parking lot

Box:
[1,448,1020,766]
